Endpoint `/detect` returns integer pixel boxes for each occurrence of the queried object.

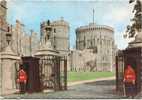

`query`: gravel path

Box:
[3,78,128,99]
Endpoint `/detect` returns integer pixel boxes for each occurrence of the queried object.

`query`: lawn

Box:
[67,71,115,82]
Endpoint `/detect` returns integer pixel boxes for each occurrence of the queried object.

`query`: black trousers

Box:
[20,82,26,93]
[125,82,135,97]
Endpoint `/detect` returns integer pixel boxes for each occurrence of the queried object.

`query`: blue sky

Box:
[6,0,134,49]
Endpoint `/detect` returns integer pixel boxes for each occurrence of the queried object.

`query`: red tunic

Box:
[124,65,136,83]
[17,69,27,83]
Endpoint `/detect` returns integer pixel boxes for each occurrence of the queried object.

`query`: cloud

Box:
[98,2,134,49]
[103,4,132,26]
[6,0,134,49]
[111,8,130,22]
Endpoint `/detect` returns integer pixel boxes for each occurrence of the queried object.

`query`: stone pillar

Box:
[35,20,61,91]
[0,45,20,95]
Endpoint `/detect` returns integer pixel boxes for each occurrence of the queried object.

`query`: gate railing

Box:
[116,50,124,94]
[39,55,67,91]
[116,48,142,96]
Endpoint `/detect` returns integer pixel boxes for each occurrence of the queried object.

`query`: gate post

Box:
[64,56,67,90]
[122,47,142,96]
[116,55,118,91]
[0,45,20,95]
[34,19,67,92]
[54,56,61,91]
[115,50,125,95]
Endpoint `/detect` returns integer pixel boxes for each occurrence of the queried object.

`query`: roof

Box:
[76,23,114,33]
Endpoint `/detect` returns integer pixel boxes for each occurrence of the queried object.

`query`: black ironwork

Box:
[116,47,142,96]
[39,55,67,91]
[22,57,41,93]
[18,55,67,93]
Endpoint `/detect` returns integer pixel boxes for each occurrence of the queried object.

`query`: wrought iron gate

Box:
[116,50,124,94]
[22,57,41,93]
[116,47,142,95]
[39,55,67,91]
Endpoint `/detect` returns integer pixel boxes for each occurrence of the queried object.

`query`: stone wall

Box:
[69,49,97,72]
[0,45,20,95]
[75,23,116,72]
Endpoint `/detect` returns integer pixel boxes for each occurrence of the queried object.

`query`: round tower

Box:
[76,23,115,71]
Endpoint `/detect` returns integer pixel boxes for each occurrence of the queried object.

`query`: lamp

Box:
[6,32,12,45]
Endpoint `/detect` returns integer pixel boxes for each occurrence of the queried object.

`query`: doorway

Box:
[22,56,41,93]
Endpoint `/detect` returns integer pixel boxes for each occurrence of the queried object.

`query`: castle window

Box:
[7,26,10,32]
[93,46,97,53]
[94,38,95,45]
[54,28,56,33]
[91,40,93,47]
[47,34,50,39]
[54,45,56,49]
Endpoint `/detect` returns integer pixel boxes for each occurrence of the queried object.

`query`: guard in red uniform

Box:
[123,65,136,98]
[17,66,27,93]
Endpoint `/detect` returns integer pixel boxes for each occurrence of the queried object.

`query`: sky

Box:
[5,0,134,49]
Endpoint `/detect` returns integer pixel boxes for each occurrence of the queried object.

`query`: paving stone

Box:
[3,79,138,99]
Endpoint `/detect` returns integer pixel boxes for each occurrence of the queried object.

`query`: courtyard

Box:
[2,78,136,99]
[1,70,142,99]
[0,0,142,99]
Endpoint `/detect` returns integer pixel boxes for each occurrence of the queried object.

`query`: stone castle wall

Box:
[75,23,116,72]
[69,49,97,71]
[11,20,39,56]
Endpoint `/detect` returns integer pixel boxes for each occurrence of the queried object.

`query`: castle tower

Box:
[75,23,115,71]
[51,17,70,55]
[40,18,70,55]
[30,30,39,55]
[11,20,25,55]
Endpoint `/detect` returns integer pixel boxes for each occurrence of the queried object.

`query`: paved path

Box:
[3,77,128,99]
[5,78,124,99]
[3,77,142,99]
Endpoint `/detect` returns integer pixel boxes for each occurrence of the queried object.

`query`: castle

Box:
[0,0,117,72]
[0,0,39,56]
[70,23,117,72]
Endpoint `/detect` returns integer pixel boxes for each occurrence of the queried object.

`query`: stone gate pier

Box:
[34,20,67,91]
[0,45,20,95]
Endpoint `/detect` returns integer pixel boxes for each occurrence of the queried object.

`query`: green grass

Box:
[67,71,115,82]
